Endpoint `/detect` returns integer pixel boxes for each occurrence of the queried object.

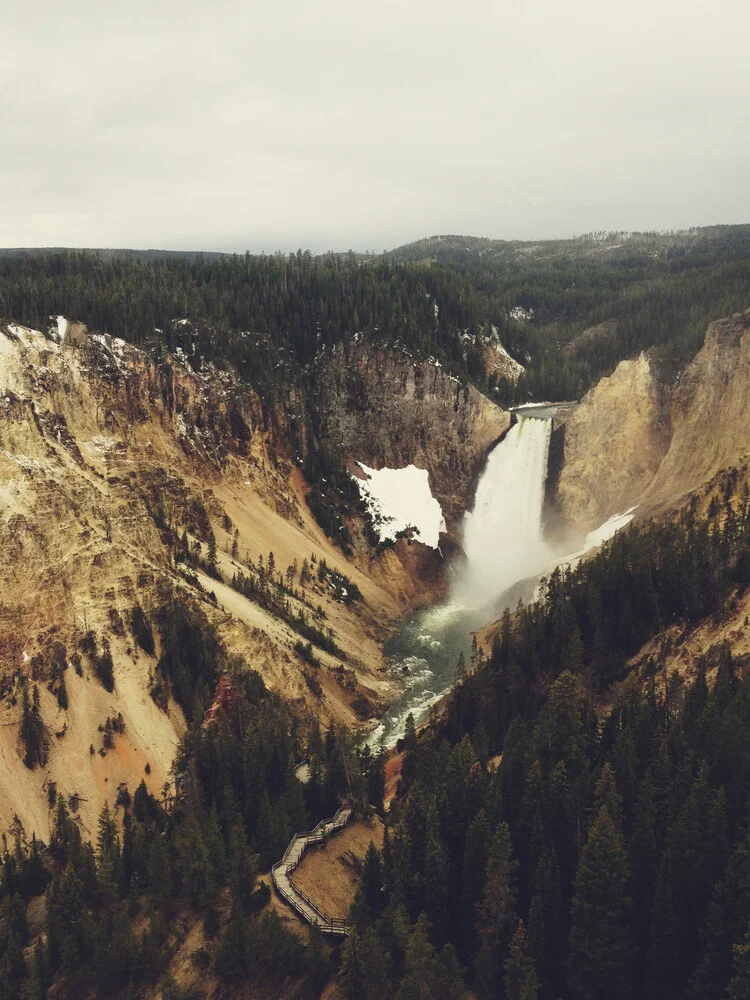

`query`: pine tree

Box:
[146,833,172,909]
[20,683,48,768]
[423,803,450,946]
[229,819,257,912]
[528,846,564,998]
[592,762,623,832]
[57,675,68,710]
[352,841,383,928]
[460,808,490,960]
[207,529,217,564]
[504,921,540,1000]
[340,928,391,1000]
[727,925,750,1000]
[27,938,51,1000]
[214,912,249,983]
[95,640,114,691]
[567,806,633,1000]
[96,801,121,904]
[434,942,468,1000]
[202,803,227,888]
[404,712,417,751]
[687,826,750,1000]
[173,812,213,909]
[396,913,440,1000]
[20,683,37,768]
[475,822,518,999]
[626,769,657,983]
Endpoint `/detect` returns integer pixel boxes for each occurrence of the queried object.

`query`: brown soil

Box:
[384,751,405,809]
[292,815,384,920]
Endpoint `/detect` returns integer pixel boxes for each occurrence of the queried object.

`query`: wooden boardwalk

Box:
[271,803,353,935]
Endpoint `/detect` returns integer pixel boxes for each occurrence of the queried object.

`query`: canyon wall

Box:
[313,341,510,534]
[549,352,672,532]
[641,310,750,511]
[550,309,750,531]
[0,321,509,842]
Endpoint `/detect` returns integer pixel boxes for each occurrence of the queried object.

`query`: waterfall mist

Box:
[454,415,554,611]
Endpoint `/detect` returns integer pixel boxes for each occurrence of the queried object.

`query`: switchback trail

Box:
[271,802,353,935]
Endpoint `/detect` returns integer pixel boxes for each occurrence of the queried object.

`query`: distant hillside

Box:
[386,224,750,265]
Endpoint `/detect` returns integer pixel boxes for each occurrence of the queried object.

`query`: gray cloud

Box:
[1,0,748,251]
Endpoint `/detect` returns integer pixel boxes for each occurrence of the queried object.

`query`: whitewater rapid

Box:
[455,415,553,610]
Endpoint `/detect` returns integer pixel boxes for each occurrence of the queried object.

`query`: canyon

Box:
[3,307,750,844]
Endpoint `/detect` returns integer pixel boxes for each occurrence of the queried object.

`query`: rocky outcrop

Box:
[549,353,671,532]
[641,311,750,511]
[0,323,404,839]
[550,310,750,530]
[313,342,510,533]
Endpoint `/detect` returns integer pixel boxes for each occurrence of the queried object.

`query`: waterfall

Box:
[455,415,553,610]
[373,410,637,748]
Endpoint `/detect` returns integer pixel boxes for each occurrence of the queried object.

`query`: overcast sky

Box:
[2,0,748,252]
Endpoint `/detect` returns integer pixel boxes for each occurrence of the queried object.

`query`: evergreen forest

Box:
[2,226,750,406]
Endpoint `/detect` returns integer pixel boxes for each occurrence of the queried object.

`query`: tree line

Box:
[2,240,749,413]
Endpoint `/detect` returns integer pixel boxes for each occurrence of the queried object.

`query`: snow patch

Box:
[353,462,446,549]
[510,306,534,323]
[582,507,638,551]
[559,507,638,569]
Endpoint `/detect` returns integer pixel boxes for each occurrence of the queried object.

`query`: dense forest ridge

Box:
[2,223,750,410]
[387,224,750,261]
[4,222,749,263]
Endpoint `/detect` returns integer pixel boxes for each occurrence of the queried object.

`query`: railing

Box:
[271,803,353,935]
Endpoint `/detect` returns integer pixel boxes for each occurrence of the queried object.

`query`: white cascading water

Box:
[455,415,554,610]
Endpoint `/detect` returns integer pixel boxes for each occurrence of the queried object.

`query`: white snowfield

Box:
[353,462,446,549]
